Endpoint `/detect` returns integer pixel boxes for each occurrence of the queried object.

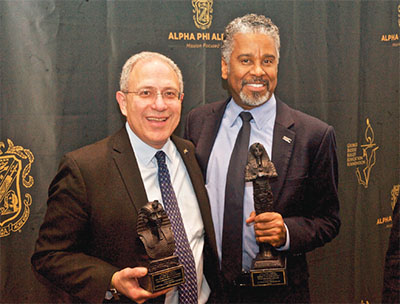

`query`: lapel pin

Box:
[282,136,292,144]
[183,148,189,155]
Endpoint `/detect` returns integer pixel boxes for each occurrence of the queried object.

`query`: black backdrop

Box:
[1,1,399,303]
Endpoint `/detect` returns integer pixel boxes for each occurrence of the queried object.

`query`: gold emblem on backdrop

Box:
[0,139,34,238]
[192,0,213,30]
[346,118,379,188]
[168,0,221,49]
[391,184,399,210]
[398,3,400,28]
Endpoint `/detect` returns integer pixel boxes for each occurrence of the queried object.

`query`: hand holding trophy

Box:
[245,143,287,287]
[136,201,185,292]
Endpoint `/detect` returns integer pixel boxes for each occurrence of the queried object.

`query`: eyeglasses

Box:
[123,87,181,102]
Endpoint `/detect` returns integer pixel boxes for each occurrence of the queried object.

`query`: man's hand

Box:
[246,211,287,248]
[111,267,171,304]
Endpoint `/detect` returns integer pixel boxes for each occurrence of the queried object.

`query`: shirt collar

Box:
[125,122,174,166]
[226,94,277,130]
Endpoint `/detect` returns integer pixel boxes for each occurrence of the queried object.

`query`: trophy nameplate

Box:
[137,201,185,292]
[250,250,287,286]
[245,143,287,287]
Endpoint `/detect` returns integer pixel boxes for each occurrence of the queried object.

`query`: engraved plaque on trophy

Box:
[245,143,287,287]
[136,201,185,292]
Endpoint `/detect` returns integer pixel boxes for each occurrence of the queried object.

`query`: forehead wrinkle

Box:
[134,85,179,91]
[232,33,278,58]
[128,60,180,91]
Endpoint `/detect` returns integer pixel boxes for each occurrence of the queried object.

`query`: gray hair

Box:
[221,14,280,64]
[119,51,184,93]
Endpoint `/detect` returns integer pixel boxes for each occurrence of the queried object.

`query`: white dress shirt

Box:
[125,123,210,304]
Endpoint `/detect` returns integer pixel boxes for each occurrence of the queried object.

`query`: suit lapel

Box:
[271,99,295,202]
[172,135,218,258]
[196,99,229,177]
[112,128,149,213]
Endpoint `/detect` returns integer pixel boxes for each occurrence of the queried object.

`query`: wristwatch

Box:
[105,288,120,301]
[105,272,121,301]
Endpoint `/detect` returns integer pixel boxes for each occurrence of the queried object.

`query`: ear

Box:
[221,58,228,80]
[116,91,128,117]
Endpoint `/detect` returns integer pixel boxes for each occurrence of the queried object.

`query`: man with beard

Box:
[185,14,340,303]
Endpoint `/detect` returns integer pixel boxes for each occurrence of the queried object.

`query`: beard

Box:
[239,90,271,107]
[239,78,272,107]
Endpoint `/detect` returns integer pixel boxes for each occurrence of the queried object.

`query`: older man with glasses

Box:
[32,51,219,304]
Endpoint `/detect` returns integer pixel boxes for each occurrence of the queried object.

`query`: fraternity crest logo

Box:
[346,118,379,188]
[192,0,213,30]
[0,139,34,237]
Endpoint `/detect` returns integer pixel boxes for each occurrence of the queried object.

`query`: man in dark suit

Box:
[32,51,218,304]
[184,14,340,303]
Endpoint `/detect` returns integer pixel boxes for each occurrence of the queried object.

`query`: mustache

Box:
[242,78,270,90]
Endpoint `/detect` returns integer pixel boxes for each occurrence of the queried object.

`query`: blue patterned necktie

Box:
[155,151,198,304]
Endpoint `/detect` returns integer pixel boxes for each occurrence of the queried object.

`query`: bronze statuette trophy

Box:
[136,201,185,292]
[245,143,287,287]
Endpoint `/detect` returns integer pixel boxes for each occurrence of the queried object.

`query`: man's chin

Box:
[240,92,271,107]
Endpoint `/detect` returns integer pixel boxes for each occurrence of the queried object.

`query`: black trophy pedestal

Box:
[139,255,185,292]
[250,248,287,287]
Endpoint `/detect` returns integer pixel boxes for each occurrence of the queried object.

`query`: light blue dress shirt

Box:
[205,94,289,272]
[125,123,210,304]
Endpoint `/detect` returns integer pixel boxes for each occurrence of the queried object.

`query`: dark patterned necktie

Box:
[221,111,253,282]
[155,151,198,304]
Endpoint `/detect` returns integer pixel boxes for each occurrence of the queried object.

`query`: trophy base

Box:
[250,254,287,287]
[139,256,185,292]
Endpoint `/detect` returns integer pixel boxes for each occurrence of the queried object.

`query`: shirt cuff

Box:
[275,223,290,251]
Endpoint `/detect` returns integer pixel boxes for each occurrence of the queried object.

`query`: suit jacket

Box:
[31,127,219,304]
[382,198,399,303]
[184,97,340,296]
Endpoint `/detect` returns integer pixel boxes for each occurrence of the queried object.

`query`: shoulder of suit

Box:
[64,127,124,163]
[188,99,227,115]
[171,134,195,151]
[277,98,332,131]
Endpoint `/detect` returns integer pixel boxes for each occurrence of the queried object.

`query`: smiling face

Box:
[116,58,183,149]
[221,32,278,109]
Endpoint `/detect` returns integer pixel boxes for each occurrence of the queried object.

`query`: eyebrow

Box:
[237,54,276,59]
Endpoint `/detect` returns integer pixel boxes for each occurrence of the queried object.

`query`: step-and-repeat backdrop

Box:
[1,1,399,303]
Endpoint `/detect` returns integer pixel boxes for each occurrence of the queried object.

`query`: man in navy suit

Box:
[185,14,340,303]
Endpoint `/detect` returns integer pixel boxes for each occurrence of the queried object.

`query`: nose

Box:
[250,62,266,77]
[151,93,168,111]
